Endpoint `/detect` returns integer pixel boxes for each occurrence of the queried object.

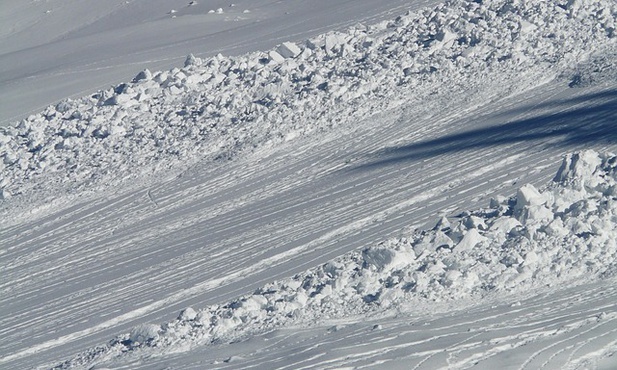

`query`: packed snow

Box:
[1,0,617,369]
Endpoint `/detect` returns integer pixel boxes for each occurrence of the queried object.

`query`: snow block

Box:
[184,53,202,67]
[435,29,457,47]
[178,307,197,321]
[268,50,285,64]
[276,42,302,59]
[362,245,413,272]
[489,217,522,235]
[455,228,486,252]
[554,150,602,188]
[514,184,544,211]
[133,69,152,82]
[325,33,346,52]
[129,324,160,344]
[519,20,537,34]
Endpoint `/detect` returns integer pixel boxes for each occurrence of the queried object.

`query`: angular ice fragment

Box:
[178,307,198,321]
[276,42,302,59]
[268,50,285,63]
[129,324,160,344]
[514,184,544,211]
[133,69,152,82]
[455,229,485,252]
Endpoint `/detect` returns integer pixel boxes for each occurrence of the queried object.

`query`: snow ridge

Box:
[54,149,617,369]
[1,0,615,206]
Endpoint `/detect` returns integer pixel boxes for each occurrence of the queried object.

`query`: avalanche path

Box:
[89,277,617,369]
[0,0,434,127]
[2,80,616,369]
[1,0,616,368]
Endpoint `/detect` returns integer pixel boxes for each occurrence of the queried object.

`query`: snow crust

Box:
[55,149,617,368]
[1,0,615,208]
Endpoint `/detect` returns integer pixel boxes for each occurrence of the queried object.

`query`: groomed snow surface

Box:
[1,0,617,369]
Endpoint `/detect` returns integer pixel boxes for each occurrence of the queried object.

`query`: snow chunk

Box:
[435,29,457,48]
[514,184,545,211]
[519,20,537,34]
[362,245,413,272]
[455,228,486,252]
[276,42,302,59]
[133,69,152,82]
[129,324,160,344]
[489,217,522,234]
[184,54,202,67]
[324,33,347,53]
[178,307,198,321]
[268,50,285,64]
[554,150,603,189]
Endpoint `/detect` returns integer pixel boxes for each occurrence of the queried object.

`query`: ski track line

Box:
[0,150,506,363]
[3,83,616,367]
[196,280,617,370]
[0,149,530,364]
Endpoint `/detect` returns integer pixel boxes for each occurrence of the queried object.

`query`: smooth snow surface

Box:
[1,0,617,369]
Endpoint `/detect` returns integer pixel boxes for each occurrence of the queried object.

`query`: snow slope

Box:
[1,0,617,369]
[0,0,433,127]
[2,0,615,205]
[52,149,617,369]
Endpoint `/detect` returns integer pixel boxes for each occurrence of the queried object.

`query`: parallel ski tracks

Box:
[1,82,616,368]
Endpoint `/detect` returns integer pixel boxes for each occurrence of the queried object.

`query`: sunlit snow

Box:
[1,0,616,369]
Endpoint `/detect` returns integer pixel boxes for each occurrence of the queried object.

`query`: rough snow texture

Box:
[55,150,617,368]
[1,0,616,207]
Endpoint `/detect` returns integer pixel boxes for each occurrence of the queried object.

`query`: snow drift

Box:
[56,149,617,368]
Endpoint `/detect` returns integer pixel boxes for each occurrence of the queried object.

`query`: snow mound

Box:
[55,150,617,369]
[1,0,615,205]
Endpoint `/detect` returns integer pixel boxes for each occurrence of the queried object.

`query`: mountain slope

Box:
[1,0,616,369]
[0,0,434,126]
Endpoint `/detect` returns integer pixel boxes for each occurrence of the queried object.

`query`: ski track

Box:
[1,0,617,368]
[2,79,616,369]
[159,280,616,370]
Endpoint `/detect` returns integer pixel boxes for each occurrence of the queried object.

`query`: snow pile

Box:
[2,0,616,202]
[55,150,617,368]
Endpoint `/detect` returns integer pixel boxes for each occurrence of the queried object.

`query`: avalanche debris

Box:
[1,0,615,209]
[56,150,617,368]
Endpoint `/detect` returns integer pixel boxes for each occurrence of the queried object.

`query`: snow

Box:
[1,0,617,369]
[0,0,431,127]
[50,149,617,369]
[1,0,615,210]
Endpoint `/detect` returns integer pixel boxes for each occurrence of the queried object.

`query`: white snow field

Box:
[1,0,617,369]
